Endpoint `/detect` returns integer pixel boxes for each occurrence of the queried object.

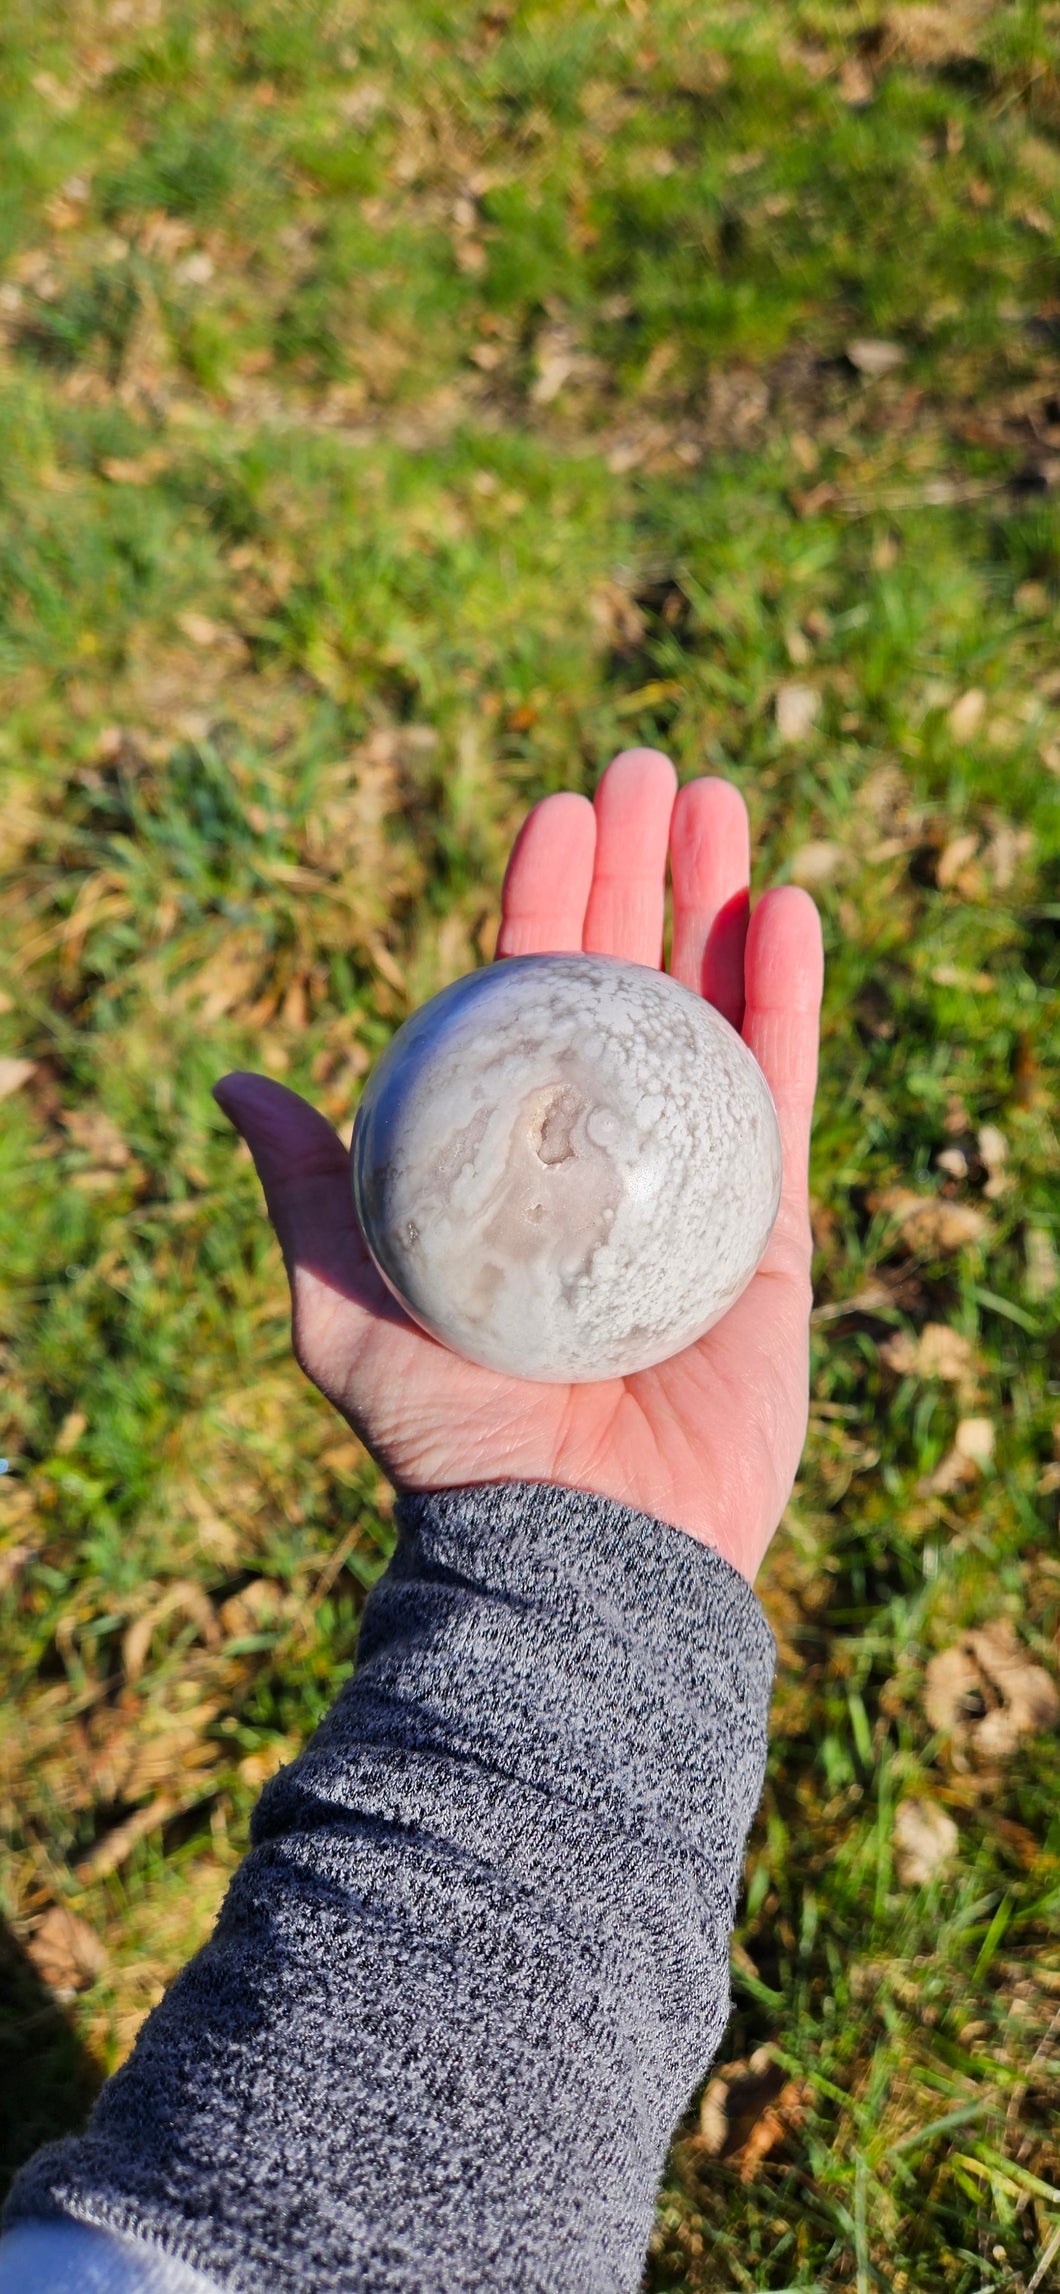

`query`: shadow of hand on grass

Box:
[0,1917,102,2206]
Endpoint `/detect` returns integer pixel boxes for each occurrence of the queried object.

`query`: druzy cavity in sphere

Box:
[350,952,781,1383]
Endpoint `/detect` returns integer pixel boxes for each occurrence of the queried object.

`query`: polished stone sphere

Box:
[350,952,781,1383]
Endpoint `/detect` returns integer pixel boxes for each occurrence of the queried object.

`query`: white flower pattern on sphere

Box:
[351,952,782,1383]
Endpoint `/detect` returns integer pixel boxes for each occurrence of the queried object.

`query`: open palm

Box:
[215,750,824,1583]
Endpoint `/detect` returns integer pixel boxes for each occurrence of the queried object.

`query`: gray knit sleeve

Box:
[3,1481,775,2294]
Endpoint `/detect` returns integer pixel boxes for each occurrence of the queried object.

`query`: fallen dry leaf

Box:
[589,580,646,654]
[369,936,408,996]
[453,235,486,276]
[884,3,991,69]
[0,1541,37,1597]
[100,449,172,485]
[25,1906,107,1998]
[932,965,995,993]
[775,682,820,742]
[115,278,174,420]
[838,58,876,107]
[846,337,904,377]
[175,250,214,287]
[123,1580,221,1685]
[55,1409,88,1453]
[61,1107,130,1168]
[924,1619,1059,1760]
[530,322,599,405]
[936,830,981,889]
[281,973,309,1031]
[45,174,89,231]
[860,760,915,832]
[893,1797,959,1886]
[953,1415,994,1466]
[977,1123,1010,1199]
[0,1057,36,1101]
[947,688,986,742]
[784,626,812,666]
[320,1438,369,1476]
[176,609,226,648]
[982,821,1033,891]
[699,2045,810,2181]
[791,479,838,519]
[75,1797,177,1885]
[1024,1226,1058,1303]
[176,942,267,1024]
[30,68,79,115]
[923,1414,996,1495]
[875,1188,988,1255]
[879,1322,978,1385]
[136,210,195,261]
[217,1577,288,1639]
[118,1713,222,1804]
[981,1812,1042,1869]
[237,1740,293,1789]
[705,365,769,441]
[71,1693,225,1809]
[811,1275,907,1324]
[637,337,680,394]
[789,840,847,889]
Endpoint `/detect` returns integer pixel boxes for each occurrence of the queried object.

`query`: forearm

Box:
[2,1481,774,2294]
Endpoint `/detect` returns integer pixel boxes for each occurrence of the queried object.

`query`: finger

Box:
[213,1072,390,1325]
[668,776,751,1028]
[496,790,596,958]
[581,747,677,966]
[740,886,824,1279]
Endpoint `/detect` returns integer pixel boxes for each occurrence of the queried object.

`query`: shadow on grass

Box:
[0,1920,102,2206]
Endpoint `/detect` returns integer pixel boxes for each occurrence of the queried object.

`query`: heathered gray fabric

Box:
[4,1481,775,2294]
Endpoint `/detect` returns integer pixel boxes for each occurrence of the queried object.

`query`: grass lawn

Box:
[2,2,1059,2285]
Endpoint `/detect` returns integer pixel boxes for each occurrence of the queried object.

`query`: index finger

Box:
[496,791,596,957]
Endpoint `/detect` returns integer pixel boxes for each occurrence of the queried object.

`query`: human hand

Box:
[215,750,823,1583]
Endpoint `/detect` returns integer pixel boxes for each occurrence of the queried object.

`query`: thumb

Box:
[213,1071,361,1283]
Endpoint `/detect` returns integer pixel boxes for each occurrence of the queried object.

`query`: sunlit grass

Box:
[1,4,1059,2286]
